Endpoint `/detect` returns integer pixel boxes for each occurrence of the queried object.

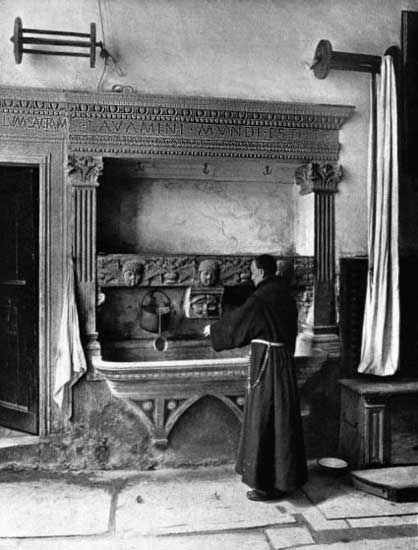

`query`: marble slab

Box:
[0,480,111,537]
[303,474,418,519]
[351,466,418,489]
[265,526,314,549]
[347,515,418,528]
[295,537,418,550]
[115,470,295,535]
[18,532,271,550]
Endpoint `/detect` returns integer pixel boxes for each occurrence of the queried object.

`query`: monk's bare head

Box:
[251,254,276,286]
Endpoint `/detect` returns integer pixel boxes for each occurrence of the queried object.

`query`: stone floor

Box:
[0,462,417,550]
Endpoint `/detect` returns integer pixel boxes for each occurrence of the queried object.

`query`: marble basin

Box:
[92,343,249,446]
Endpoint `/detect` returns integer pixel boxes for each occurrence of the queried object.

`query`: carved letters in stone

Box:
[1,89,354,160]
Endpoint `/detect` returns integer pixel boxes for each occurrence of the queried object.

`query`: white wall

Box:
[1,0,416,256]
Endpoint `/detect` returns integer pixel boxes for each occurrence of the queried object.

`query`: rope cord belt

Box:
[247,339,285,392]
[251,339,285,347]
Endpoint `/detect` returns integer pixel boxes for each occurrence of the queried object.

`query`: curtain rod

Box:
[310,39,395,80]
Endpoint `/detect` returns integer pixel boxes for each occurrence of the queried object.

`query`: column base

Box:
[84,333,104,380]
[297,325,340,358]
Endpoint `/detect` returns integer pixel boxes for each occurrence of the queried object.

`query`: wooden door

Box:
[0,166,39,434]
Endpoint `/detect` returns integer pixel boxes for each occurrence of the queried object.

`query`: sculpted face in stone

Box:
[189,294,221,318]
[122,260,144,286]
[276,259,293,281]
[198,259,219,287]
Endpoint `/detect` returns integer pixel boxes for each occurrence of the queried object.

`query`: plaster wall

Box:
[1,0,416,256]
[99,159,297,255]
[122,179,295,255]
[294,187,314,257]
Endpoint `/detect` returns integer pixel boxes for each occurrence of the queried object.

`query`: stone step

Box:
[351,466,418,502]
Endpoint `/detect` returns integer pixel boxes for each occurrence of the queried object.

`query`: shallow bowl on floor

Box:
[317,457,349,475]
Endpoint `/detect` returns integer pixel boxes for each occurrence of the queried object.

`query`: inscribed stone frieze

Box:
[0,88,354,160]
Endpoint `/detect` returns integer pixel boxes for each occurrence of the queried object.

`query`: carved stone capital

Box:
[294,162,343,195]
[67,155,103,187]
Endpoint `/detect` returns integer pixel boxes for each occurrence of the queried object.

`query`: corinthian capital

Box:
[294,162,343,195]
[67,155,103,187]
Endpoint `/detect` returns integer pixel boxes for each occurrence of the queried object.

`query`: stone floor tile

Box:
[265,526,314,549]
[296,537,418,550]
[0,480,110,537]
[303,473,418,519]
[302,508,350,530]
[18,533,271,550]
[348,515,418,528]
[18,538,145,550]
[116,472,295,535]
[129,533,272,550]
[275,489,314,514]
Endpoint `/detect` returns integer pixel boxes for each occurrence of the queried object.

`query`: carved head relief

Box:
[276,259,293,281]
[122,260,144,286]
[184,288,223,319]
[197,259,219,287]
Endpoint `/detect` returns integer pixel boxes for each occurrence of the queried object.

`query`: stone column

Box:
[295,162,343,355]
[67,155,103,363]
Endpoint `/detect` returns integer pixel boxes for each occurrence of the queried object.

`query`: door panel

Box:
[0,166,38,434]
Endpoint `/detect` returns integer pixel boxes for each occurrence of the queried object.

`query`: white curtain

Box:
[358,55,399,376]
[53,259,87,419]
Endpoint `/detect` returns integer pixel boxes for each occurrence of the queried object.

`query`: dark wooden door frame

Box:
[0,153,52,437]
[0,164,39,433]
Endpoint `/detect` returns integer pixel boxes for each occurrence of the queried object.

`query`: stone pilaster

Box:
[67,155,103,362]
[295,162,343,355]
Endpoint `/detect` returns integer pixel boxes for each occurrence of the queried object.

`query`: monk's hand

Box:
[203,324,211,337]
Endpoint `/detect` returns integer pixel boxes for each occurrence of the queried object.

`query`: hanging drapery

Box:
[358,55,399,376]
[53,259,87,419]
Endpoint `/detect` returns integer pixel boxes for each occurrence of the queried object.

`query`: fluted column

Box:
[67,155,103,362]
[295,162,342,354]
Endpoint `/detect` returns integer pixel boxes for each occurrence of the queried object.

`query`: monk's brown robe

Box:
[210,276,307,492]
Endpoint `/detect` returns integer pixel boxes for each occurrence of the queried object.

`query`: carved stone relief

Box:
[0,87,352,448]
[122,260,144,286]
[184,259,224,319]
[184,287,224,319]
[67,154,104,187]
[294,163,343,340]
[97,254,314,327]
[1,89,354,160]
[67,155,104,358]
[97,254,313,288]
[294,162,343,195]
[196,259,220,287]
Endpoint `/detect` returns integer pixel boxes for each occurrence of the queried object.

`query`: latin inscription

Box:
[71,118,324,143]
[2,114,68,131]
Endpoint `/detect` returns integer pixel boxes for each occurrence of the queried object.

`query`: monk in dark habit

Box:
[203,254,307,501]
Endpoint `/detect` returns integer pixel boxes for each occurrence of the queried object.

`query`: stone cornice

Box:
[0,87,354,161]
[66,91,353,130]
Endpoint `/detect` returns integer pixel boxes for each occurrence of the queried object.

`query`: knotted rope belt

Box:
[247,339,285,392]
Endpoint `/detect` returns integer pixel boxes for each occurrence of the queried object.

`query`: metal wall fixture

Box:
[310,39,381,79]
[10,17,103,68]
